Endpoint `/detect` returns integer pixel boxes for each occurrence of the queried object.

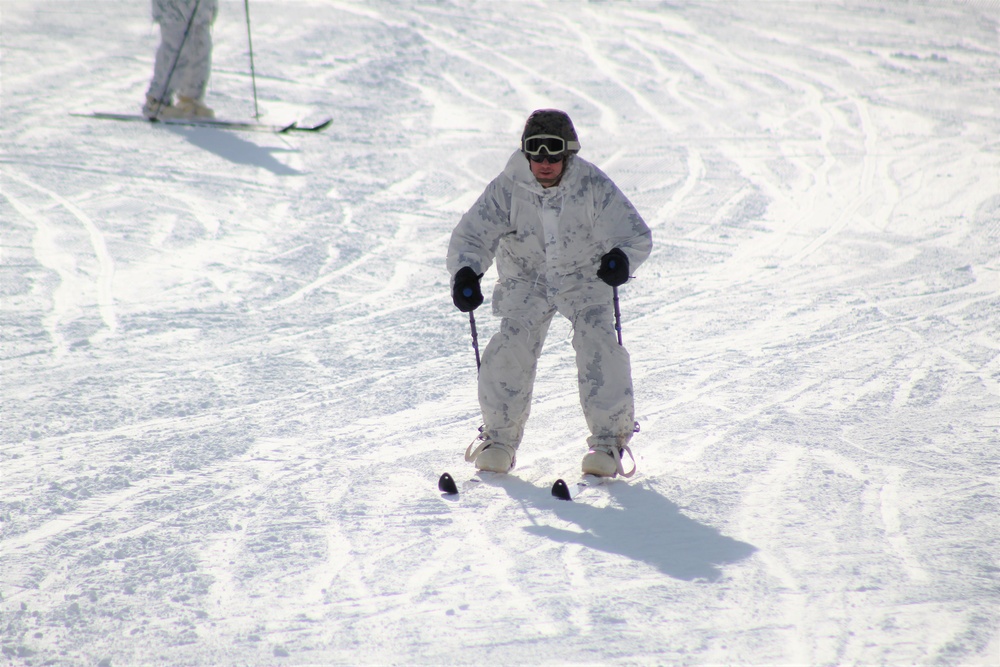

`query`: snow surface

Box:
[2,1,1000,665]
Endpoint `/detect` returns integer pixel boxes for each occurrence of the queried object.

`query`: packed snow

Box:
[2,1,999,665]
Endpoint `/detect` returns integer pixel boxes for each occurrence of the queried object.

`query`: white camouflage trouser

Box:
[147,0,218,102]
[478,300,636,452]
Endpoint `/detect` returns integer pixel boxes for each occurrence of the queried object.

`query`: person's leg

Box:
[145,21,184,113]
[172,20,214,113]
[144,0,216,118]
[571,303,637,475]
[470,314,552,471]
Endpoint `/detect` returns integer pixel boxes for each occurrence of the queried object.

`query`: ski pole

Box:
[468,311,482,372]
[612,285,623,346]
[613,284,639,434]
[243,0,260,119]
[150,0,202,120]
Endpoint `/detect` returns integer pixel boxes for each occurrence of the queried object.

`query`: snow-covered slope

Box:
[2,1,998,664]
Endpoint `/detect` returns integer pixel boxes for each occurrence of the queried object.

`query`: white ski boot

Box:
[582,443,636,478]
[142,95,175,119]
[465,437,515,473]
[174,95,215,119]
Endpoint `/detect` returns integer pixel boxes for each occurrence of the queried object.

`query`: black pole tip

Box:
[551,478,572,501]
[438,472,459,495]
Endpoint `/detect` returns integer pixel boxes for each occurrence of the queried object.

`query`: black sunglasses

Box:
[528,153,565,164]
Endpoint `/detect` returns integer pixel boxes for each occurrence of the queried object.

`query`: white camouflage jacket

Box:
[448,151,652,321]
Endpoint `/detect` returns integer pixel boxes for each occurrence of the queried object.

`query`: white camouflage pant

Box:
[478,298,636,452]
[147,0,218,102]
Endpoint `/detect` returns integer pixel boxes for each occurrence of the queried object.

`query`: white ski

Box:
[72,111,332,133]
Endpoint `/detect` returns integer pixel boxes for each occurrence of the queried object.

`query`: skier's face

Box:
[528,154,565,188]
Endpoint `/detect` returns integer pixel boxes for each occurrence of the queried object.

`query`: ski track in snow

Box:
[2,1,999,665]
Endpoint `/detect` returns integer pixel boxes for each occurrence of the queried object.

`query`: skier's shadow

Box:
[493,476,756,582]
[167,126,302,176]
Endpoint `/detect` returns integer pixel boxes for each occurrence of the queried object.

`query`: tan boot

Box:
[142,94,174,119]
[582,443,636,478]
[582,447,618,477]
[465,438,516,473]
[174,96,215,119]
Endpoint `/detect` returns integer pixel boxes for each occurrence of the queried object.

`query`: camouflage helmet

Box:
[520,109,581,155]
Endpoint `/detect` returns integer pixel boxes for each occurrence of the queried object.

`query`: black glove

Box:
[597,248,630,287]
[452,266,484,312]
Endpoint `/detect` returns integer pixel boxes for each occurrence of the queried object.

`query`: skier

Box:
[447,109,652,478]
[143,0,219,120]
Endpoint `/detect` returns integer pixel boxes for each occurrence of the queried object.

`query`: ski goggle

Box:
[522,134,566,156]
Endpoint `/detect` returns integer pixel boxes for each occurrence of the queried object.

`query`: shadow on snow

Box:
[167,126,302,176]
[489,475,757,582]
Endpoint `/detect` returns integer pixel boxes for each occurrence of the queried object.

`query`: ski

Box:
[438,472,459,495]
[438,472,615,501]
[553,475,618,501]
[551,478,572,500]
[438,471,485,497]
[72,112,332,134]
